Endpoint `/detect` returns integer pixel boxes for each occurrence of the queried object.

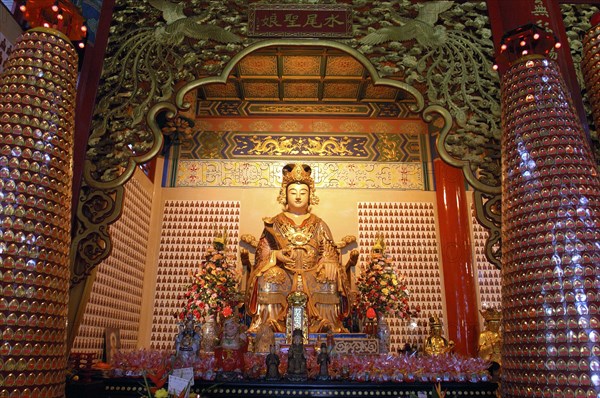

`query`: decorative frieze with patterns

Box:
[176,160,423,190]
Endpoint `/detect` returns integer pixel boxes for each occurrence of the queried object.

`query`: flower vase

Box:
[377,313,390,354]
[201,317,217,352]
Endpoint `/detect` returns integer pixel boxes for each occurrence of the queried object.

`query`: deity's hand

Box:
[275,249,294,265]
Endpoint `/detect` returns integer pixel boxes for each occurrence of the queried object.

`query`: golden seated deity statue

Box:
[244,164,355,334]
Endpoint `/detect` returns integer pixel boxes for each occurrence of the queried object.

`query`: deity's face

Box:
[292,331,303,345]
[223,319,238,338]
[487,320,500,333]
[286,183,310,213]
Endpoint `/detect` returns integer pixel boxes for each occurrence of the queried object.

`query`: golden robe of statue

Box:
[246,164,350,333]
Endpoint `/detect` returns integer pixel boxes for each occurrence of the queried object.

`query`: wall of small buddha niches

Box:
[470,203,502,317]
[72,175,152,357]
[357,202,444,353]
[150,200,240,350]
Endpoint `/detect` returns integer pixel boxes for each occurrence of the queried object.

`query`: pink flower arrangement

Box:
[109,349,490,383]
[355,253,414,318]
[192,353,216,380]
[327,353,490,383]
[111,349,173,376]
[178,247,243,322]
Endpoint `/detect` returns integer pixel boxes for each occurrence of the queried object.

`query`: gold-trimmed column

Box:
[0,28,77,397]
[498,25,600,398]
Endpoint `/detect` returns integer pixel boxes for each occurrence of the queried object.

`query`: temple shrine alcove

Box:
[60,2,516,389]
[5,1,600,397]
[69,35,502,361]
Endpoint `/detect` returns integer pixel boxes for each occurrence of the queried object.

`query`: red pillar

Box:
[434,158,479,356]
[72,0,116,211]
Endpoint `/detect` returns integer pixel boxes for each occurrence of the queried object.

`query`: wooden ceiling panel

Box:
[282,55,321,76]
[238,55,278,76]
[243,81,280,100]
[326,55,364,76]
[202,82,239,100]
[323,81,361,100]
[283,81,320,100]
[363,84,399,101]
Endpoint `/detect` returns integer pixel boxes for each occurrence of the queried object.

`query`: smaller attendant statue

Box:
[265,344,281,381]
[478,308,502,379]
[286,329,308,381]
[316,342,331,380]
[423,315,454,356]
[215,316,248,380]
[175,315,201,364]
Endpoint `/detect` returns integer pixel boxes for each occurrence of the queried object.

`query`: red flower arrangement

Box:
[355,252,414,318]
[178,246,243,323]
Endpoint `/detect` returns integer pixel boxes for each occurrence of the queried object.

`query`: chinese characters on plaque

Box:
[248,4,353,38]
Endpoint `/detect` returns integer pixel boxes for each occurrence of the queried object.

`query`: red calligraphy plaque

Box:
[248,4,353,38]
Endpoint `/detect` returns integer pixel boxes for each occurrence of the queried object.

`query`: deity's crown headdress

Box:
[292,328,304,337]
[277,163,319,205]
[480,307,502,322]
[429,314,443,328]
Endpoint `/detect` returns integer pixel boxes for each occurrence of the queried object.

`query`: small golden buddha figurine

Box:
[478,308,502,366]
[423,315,454,356]
[372,232,385,256]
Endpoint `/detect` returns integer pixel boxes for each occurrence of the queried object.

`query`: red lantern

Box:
[20,0,86,42]
[366,307,376,319]
[494,24,558,74]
